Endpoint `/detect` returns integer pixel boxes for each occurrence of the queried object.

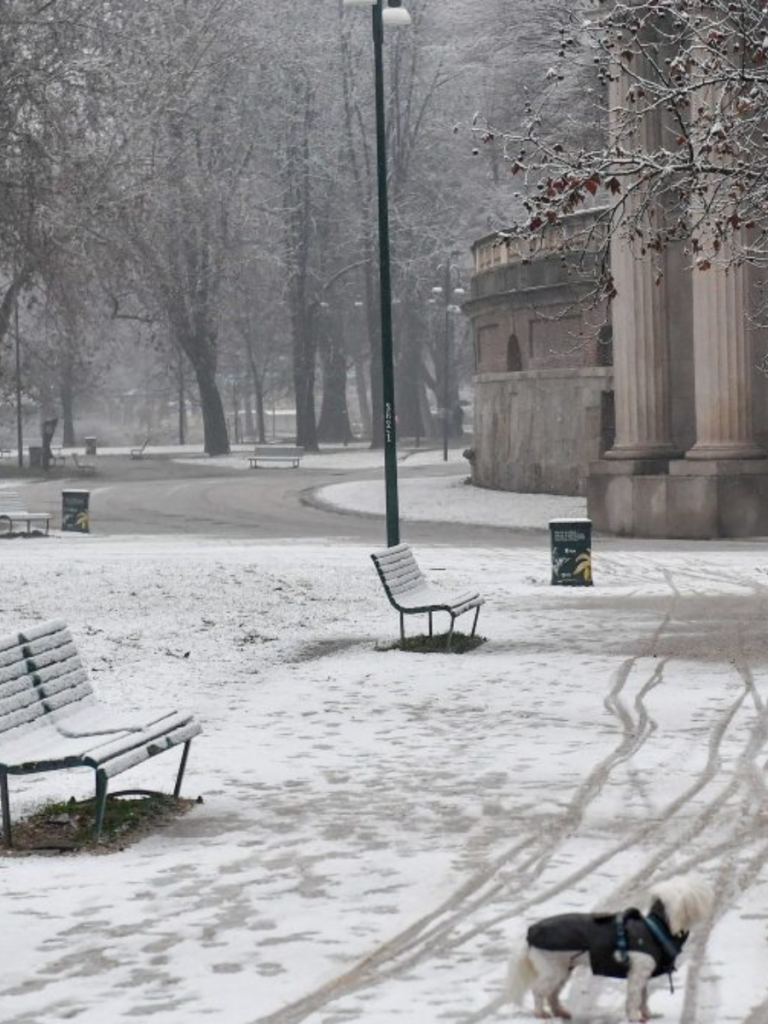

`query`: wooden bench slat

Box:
[99,720,202,778]
[0,660,29,686]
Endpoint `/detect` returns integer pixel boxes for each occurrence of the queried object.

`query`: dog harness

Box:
[527,906,687,981]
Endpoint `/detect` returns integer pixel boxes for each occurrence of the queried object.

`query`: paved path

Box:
[8,450,549,549]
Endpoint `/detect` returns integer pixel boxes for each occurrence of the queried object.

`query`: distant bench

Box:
[130,437,151,460]
[0,490,51,535]
[71,453,96,475]
[0,620,202,846]
[248,445,304,469]
[371,543,484,651]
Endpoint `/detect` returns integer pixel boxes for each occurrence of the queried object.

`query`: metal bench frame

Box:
[371,543,484,651]
[0,620,202,846]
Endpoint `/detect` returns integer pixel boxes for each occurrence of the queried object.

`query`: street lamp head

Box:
[382,6,411,25]
[343,0,412,16]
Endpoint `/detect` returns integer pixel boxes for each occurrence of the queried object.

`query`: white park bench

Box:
[0,490,52,535]
[370,543,484,651]
[248,445,304,469]
[0,620,202,846]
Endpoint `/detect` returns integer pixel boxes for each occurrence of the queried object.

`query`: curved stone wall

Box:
[472,368,613,497]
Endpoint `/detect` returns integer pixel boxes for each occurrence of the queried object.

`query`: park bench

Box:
[0,445,11,459]
[248,445,304,469]
[0,620,202,846]
[130,437,151,460]
[370,543,484,651]
[0,490,51,535]
[71,452,96,475]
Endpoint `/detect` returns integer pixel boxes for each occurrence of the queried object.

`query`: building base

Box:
[587,458,768,538]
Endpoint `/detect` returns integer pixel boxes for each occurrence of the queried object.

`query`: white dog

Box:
[507,874,714,1022]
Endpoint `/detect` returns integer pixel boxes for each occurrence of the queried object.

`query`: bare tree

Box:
[473,1,768,294]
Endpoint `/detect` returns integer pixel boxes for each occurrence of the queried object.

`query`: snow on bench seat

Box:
[0,620,202,845]
[370,543,484,651]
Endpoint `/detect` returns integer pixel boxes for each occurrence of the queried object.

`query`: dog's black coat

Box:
[527,908,685,980]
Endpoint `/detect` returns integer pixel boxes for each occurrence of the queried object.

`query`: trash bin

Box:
[84,437,97,456]
[62,490,90,533]
[28,446,43,468]
[549,518,592,586]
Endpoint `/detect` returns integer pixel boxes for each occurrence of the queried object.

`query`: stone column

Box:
[684,32,764,460]
[605,42,678,460]
[686,253,763,458]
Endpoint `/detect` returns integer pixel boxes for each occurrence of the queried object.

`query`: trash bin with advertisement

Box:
[84,437,97,456]
[62,490,90,533]
[549,518,592,586]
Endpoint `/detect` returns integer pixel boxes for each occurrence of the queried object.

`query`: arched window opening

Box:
[507,334,522,372]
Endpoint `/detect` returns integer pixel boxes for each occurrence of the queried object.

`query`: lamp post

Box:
[13,280,23,468]
[343,0,410,547]
[432,258,465,462]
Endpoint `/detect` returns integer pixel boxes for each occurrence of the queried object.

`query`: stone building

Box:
[463,209,614,499]
[464,44,768,539]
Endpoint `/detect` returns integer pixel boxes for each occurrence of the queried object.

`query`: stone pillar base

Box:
[587,458,768,538]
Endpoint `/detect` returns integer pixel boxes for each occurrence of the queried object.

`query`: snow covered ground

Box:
[1,454,767,1024]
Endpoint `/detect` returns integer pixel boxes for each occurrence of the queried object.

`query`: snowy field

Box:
[1,471,768,1023]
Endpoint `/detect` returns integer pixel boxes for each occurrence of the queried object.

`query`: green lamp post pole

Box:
[14,278,23,469]
[371,0,400,547]
[345,0,409,547]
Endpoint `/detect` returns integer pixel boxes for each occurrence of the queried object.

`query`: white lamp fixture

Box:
[343,0,411,24]
[382,6,411,25]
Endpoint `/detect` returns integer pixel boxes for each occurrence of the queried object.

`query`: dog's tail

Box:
[507,941,537,1006]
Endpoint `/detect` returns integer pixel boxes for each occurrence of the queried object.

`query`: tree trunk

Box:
[365,265,384,449]
[394,300,425,440]
[60,374,76,447]
[292,306,318,450]
[317,315,353,443]
[194,366,229,455]
[176,326,229,455]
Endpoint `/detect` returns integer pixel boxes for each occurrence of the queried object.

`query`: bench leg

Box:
[174,740,192,797]
[428,612,433,637]
[93,770,109,842]
[0,771,12,848]
[399,611,405,644]
[446,615,456,652]
[471,606,480,637]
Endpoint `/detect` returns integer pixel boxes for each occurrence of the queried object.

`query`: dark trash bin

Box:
[550,518,592,586]
[84,437,97,456]
[28,446,43,468]
[62,490,90,533]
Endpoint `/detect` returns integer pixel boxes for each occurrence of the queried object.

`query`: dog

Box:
[507,874,714,1022]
